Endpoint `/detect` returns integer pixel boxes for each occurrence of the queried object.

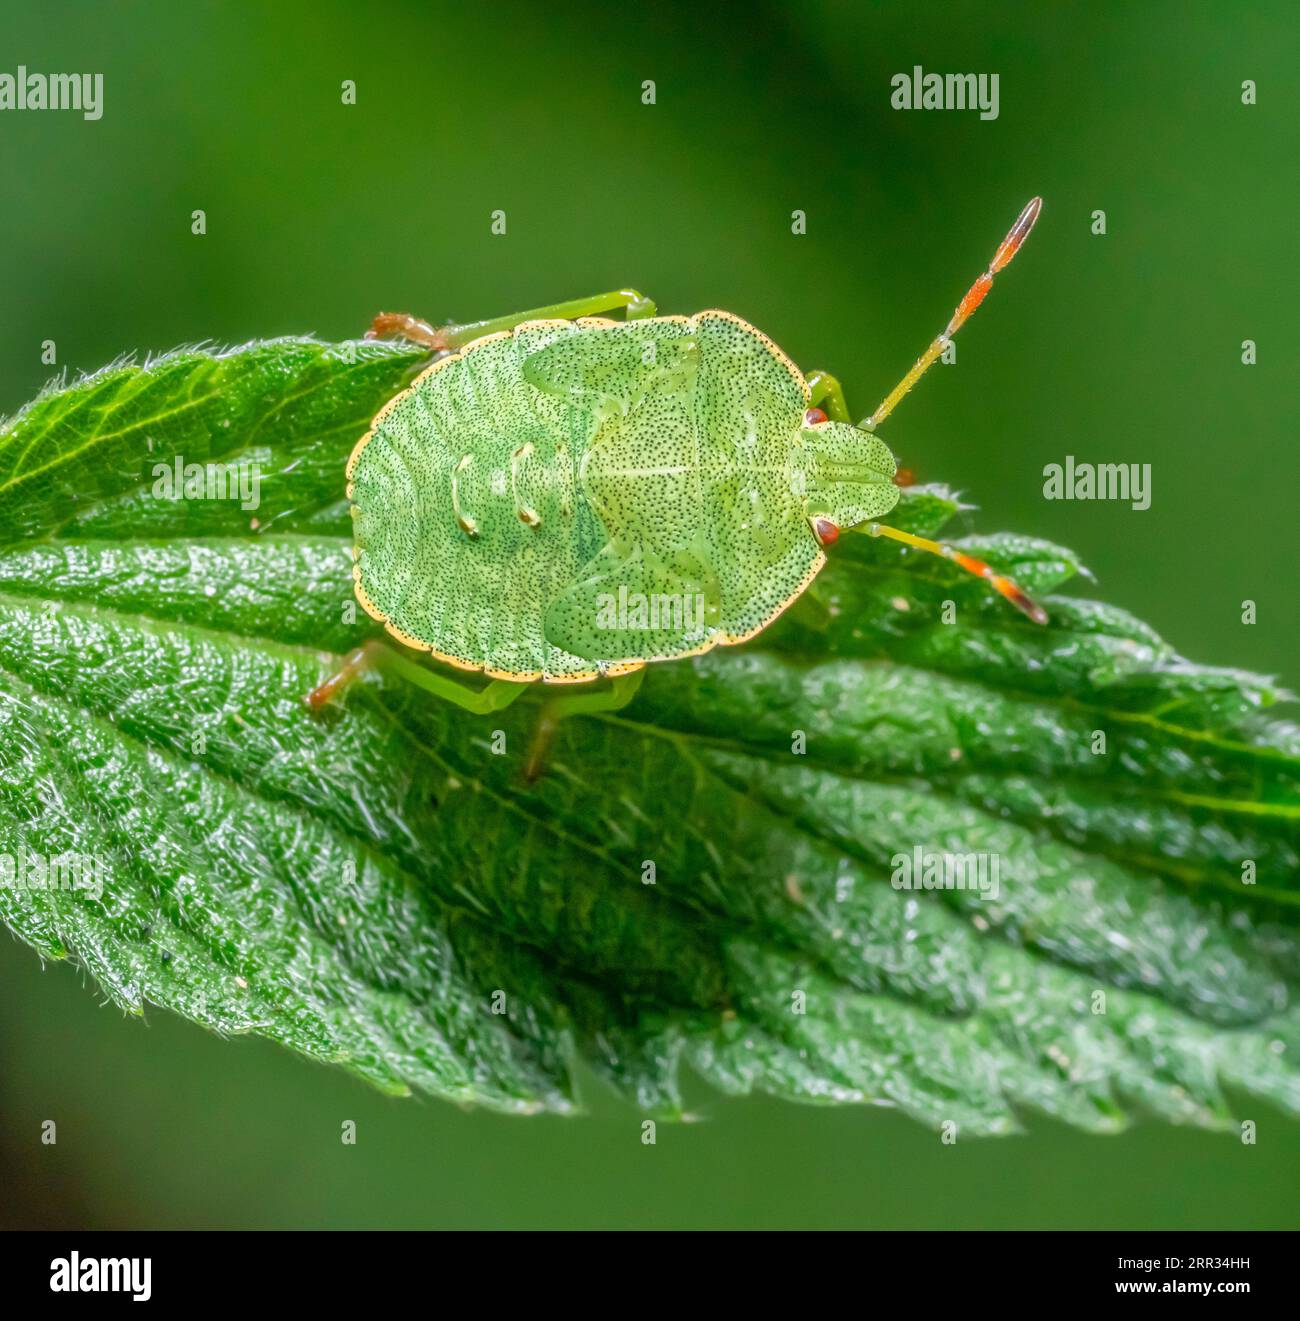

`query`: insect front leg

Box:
[524,669,646,782]
[366,289,659,352]
[803,369,852,423]
[306,640,531,715]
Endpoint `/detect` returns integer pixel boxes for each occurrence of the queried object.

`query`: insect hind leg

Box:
[524,669,646,782]
[366,290,659,353]
[306,640,531,714]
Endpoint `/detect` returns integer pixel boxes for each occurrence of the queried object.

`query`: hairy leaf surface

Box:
[1,339,1296,1133]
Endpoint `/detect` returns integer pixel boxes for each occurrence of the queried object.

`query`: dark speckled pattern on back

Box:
[348,312,898,681]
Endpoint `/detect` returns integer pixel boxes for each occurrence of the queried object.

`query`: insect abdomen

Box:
[349,324,605,679]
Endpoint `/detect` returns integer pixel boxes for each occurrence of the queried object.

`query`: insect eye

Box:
[803,407,828,426]
[812,517,840,545]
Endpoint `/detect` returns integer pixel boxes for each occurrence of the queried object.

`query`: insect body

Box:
[348,308,901,682]
[311,199,1045,732]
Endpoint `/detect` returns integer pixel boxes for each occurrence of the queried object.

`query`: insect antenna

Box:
[857,521,1049,625]
[862,197,1042,431]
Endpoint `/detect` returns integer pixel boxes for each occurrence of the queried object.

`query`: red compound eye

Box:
[813,517,840,545]
[803,407,828,426]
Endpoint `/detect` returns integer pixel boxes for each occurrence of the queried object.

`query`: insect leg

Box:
[306,640,531,714]
[524,669,646,782]
[862,197,1042,431]
[365,312,446,350]
[366,290,659,351]
[855,523,1049,625]
[803,370,852,422]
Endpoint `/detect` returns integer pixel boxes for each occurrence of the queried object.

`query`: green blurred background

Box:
[1,0,1296,1228]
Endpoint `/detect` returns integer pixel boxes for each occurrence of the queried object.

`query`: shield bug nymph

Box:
[310,199,1046,763]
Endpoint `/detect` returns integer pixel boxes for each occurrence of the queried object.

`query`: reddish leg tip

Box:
[803,407,828,426]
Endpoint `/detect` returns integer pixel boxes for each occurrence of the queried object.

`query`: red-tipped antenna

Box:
[863,197,1042,431]
[858,521,1049,625]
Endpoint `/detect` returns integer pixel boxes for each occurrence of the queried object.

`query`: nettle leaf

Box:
[1,338,1297,1132]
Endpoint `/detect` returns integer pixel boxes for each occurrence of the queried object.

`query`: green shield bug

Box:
[310,199,1044,767]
